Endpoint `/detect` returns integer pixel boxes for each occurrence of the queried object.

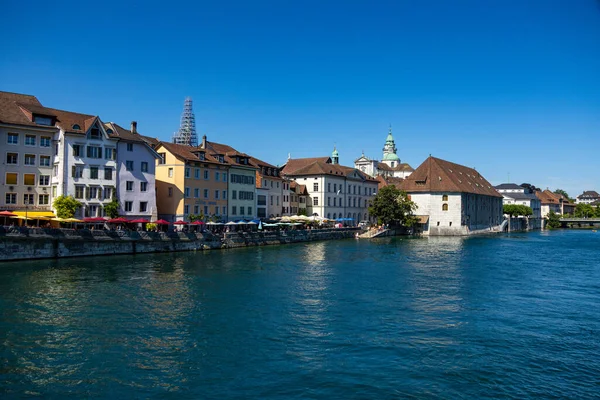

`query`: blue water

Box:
[1,230,599,398]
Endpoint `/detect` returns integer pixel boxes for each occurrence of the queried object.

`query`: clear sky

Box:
[1,0,599,197]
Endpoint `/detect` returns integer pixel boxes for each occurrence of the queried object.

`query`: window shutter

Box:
[72,166,76,177]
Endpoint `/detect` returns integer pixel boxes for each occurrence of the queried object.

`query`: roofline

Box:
[0,122,58,132]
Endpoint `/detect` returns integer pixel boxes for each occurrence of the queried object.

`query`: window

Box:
[194,188,199,198]
[90,166,99,179]
[103,187,113,200]
[185,167,190,178]
[75,186,84,199]
[270,196,273,206]
[90,127,101,139]
[104,168,113,180]
[23,174,35,186]
[25,135,36,146]
[6,153,17,164]
[313,197,319,206]
[7,133,18,144]
[215,190,219,199]
[328,183,331,192]
[194,168,200,179]
[240,206,245,215]
[139,202,147,212]
[194,206,199,214]
[223,173,227,182]
[232,190,237,200]
[104,148,116,160]
[204,170,209,180]
[168,187,173,197]
[158,153,166,164]
[126,181,133,191]
[39,175,50,186]
[126,160,134,171]
[215,172,220,181]
[6,173,17,185]
[204,206,208,215]
[73,144,82,157]
[125,201,133,212]
[5,193,16,204]
[127,143,133,151]
[141,162,148,172]
[23,193,34,205]
[168,168,173,178]
[184,205,189,214]
[87,146,101,158]
[34,116,53,126]
[40,155,50,167]
[89,187,99,199]
[24,154,35,166]
[442,203,449,211]
[442,194,448,201]
[247,207,252,215]
[223,190,227,199]
[314,183,318,191]
[38,194,49,205]
[140,182,148,192]
[40,136,51,147]
[204,189,209,198]
[72,166,83,178]
[328,197,331,206]
[232,206,237,215]
[184,187,190,198]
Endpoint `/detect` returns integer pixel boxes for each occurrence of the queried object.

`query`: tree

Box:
[369,185,418,227]
[554,189,573,202]
[574,203,595,218]
[103,198,120,219]
[188,212,205,222]
[53,195,81,219]
[503,204,533,217]
[546,211,561,229]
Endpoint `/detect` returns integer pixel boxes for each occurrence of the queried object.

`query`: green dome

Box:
[332,148,339,157]
[386,133,394,143]
[382,152,400,161]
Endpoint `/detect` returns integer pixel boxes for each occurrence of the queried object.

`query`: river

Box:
[1,230,599,398]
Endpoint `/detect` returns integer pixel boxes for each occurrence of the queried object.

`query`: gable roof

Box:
[577,190,600,199]
[378,162,414,172]
[281,157,331,175]
[104,122,158,147]
[282,158,378,182]
[0,91,52,128]
[156,141,227,165]
[495,183,523,190]
[399,156,502,197]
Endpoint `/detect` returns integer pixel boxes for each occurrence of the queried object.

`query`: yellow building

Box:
[154,142,229,222]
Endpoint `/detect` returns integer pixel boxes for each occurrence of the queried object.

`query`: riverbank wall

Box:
[0,226,360,262]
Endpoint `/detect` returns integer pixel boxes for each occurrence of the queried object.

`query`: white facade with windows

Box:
[228,165,257,221]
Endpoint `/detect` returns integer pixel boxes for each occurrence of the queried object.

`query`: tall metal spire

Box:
[172,97,198,146]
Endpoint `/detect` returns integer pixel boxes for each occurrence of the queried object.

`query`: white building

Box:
[282,149,379,225]
[576,191,600,204]
[399,156,504,235]
[354,127,414,179]
[494,183,542,230]
[105,122,160,220]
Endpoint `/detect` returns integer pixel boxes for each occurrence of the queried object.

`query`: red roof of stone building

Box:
[0,91,47,127]
[205,140,277,171]
[284,159,378,182]
[376,175,404,190]
[399,156,502,197]
[14,101,98,134]
[281,157,332,175]
[157,142,227,165]
[377,162,414,172]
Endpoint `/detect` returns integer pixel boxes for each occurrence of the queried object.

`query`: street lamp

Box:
[24,197,29,229]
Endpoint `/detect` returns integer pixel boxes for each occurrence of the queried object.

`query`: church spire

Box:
[331,145,339,165]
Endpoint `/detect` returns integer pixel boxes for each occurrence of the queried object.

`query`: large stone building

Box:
[282,149,379,224]
[399,156,504,235]
[354,127,414,179]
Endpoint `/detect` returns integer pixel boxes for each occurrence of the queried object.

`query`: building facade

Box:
[399,157,504,235]
[576,190,600,204]
[494,183,542,229]
[354,128,414,179]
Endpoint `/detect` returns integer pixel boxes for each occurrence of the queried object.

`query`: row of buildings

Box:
[2,90,596,235]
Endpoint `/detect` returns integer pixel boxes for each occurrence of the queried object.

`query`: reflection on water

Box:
[1,231,600,398]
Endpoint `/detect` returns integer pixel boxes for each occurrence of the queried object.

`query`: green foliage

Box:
[103,198,120,219]
[368,185,418,227]
[503,204,533,217]
[52,195,81,219]
[595,206,600,218]
[146,223,157,231]
[546,211,561,229]
[188,212,204,222]
[554,189,573,202]
[574,203,595,218]
[298,208,307,216]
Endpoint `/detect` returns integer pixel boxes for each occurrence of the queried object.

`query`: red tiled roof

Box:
[157,142,226,165]
[283,158,378,182]
[0,91,49,127]
[399,156,502,197]
[281,157,331,175]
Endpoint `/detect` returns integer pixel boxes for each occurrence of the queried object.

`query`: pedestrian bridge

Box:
[560,218,600,224]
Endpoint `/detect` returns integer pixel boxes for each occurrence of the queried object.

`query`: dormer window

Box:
[218,155,224,163]
[90,127,101,139]
[33,115,53,126]
[73,124,81,130]
[106,128,113,134]
[199,152,205,161]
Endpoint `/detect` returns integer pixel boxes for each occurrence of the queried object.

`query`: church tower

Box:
[381,126,401,168]
[331,146,339,165]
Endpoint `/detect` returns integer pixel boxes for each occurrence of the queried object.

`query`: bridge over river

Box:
[560,217,600,227]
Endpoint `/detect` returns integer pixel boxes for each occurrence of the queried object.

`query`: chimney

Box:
[202,134,207,149]
[131,121,137,134]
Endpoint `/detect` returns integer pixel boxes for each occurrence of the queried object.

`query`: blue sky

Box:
[1,0,599,197]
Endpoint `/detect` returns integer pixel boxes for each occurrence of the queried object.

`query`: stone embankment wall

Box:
[0,227,359,262]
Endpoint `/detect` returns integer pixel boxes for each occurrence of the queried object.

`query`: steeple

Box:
[172,97,198,146]
[382,126,400,163]
[331,146,339,165]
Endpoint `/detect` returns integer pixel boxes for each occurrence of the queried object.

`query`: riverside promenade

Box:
[0,226,360,262]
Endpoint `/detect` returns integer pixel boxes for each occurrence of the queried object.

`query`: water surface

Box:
[1,230,599,398]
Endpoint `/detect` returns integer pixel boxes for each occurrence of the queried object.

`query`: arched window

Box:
[72,124,81,130]
[333,213,337,219]
[442,203,448,211]
[442,194,448,201]
[327,213,331,219]
[106,128,113,134]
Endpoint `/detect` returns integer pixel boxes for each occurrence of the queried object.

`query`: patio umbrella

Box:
[225,221,237,225]
[1,211,17,225]
[154,219,170,225]
[191,221,205,225]
[108,217,129,223]
[173,221,188,225]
